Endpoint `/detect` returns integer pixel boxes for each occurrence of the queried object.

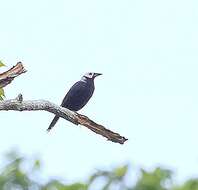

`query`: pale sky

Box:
[0,0,198,183]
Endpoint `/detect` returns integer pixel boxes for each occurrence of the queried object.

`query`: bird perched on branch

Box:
[47,72,102,131]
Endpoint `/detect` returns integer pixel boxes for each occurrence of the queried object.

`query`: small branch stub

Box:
[0,94,128,144]
[16,94,23,103]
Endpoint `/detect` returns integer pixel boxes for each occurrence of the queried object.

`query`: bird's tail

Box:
[47,115,60,132]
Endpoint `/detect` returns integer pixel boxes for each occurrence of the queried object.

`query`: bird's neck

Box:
[81,77,94,85]
[81,76,91,82]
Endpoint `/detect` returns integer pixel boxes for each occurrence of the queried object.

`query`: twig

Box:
[0,94,128,144]
[0,62,27,88]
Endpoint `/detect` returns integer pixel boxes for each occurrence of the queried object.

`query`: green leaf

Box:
[33,159,41,170]
[114,165,128,178]
[0,88,5,100]
[0,60,5,67]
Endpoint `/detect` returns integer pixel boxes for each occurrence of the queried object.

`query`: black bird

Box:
[47,72,102,131]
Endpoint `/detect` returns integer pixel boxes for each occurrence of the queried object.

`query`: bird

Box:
[47,72,102,131]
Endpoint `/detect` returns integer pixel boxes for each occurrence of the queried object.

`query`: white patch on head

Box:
[84,72,94,79]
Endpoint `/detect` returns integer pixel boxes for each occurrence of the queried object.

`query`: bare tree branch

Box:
[0,94,128,144]
[0,62,27,88]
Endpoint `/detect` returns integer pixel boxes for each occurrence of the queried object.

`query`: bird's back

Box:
[61,80,95,111]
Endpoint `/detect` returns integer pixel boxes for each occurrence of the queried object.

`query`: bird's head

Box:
[83,72,102,80]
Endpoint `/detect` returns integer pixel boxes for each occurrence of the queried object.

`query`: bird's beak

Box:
[94,73,102,78]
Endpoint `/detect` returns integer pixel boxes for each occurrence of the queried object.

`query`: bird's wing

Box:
[61,81,92,110]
